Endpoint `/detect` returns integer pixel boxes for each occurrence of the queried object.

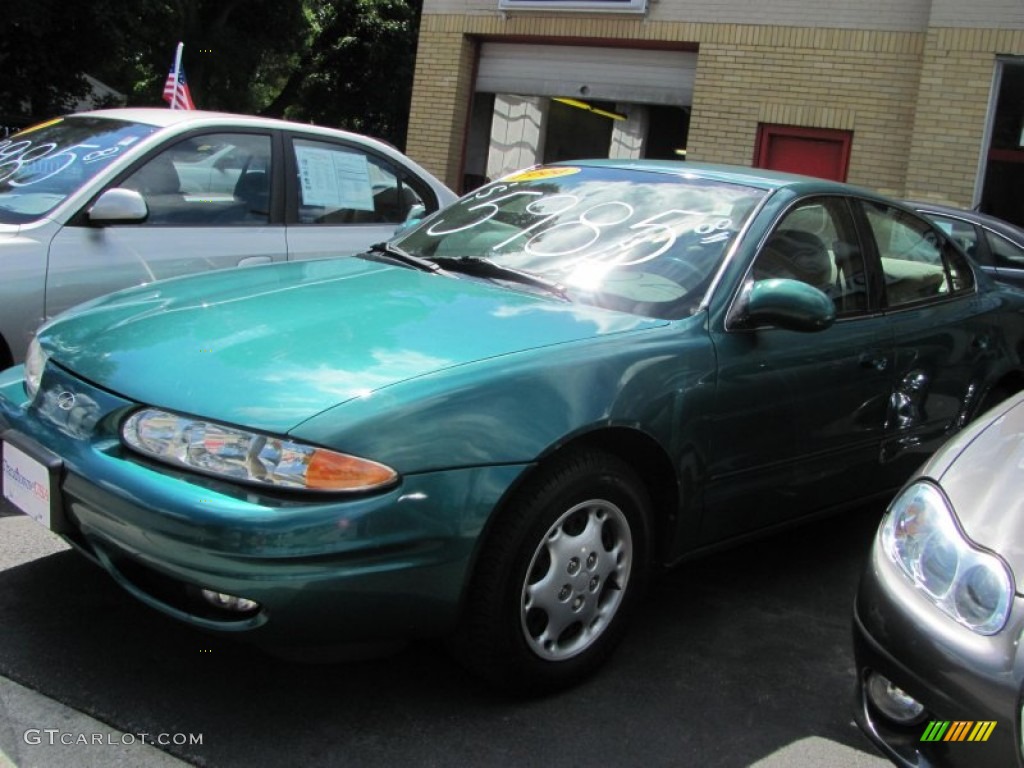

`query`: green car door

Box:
[860,199,1018,486]
[700,195,896,545]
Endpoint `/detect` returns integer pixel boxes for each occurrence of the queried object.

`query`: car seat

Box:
[754,229,834,292]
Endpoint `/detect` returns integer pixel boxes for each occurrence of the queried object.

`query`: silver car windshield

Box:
[0,116,158,224]
[394,165,766,319]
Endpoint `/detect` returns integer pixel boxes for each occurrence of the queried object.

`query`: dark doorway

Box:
[981,59,1024,228]
[645,105,690,160]
[542,99,616,164]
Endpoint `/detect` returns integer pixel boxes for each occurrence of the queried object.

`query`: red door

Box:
[754,124,852,182]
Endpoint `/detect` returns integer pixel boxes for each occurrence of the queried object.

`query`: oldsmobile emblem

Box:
[56,391,77,411]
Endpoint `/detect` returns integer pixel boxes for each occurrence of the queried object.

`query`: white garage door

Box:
[476,42,697,107]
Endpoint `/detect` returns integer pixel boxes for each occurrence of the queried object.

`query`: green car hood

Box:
[41,257,665,434]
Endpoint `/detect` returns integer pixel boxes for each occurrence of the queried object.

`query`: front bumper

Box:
[852,536,1024,767]
[0,363,527,647]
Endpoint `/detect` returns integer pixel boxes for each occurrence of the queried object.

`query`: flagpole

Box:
[172,42,184,89]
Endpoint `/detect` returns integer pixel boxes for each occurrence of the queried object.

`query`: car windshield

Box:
[394,165,766,319]
[0,116,159,224]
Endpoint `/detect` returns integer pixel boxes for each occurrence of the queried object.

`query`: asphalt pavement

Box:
[0,501,892,768]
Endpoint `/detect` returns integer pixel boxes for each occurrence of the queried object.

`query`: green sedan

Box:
[3,161,1024,693]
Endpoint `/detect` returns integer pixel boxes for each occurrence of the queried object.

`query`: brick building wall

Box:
[687,27,922,198]
[906,27,1024,205]
[406,4,1024,206]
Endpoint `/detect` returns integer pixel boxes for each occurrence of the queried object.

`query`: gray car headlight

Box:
[23,336,48,400]
[122,408,397,493]
[881,480,1014,635]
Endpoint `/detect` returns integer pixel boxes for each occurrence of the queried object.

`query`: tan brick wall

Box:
[407,30,478,187]
[406,15,1021,205]
[907,28,1024,207]
[688,27,923,197]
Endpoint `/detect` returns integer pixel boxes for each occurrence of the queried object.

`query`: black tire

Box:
[452,448,652,694]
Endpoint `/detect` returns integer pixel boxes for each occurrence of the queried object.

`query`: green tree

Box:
[1,0,422,148]
[0,0,155,126]
[261,0,423,147]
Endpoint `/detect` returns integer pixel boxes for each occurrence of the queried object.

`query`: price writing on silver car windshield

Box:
[0,139,119,186]
[425,183,735,267]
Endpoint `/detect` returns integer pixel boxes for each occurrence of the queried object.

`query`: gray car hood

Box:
[933,395,1024,593]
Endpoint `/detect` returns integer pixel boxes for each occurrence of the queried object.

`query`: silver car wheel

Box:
[520,498,633,661]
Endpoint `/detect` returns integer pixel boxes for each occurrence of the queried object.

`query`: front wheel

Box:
[453,448,652,694]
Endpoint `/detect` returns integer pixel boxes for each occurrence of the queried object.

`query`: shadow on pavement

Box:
[0,505,888,767]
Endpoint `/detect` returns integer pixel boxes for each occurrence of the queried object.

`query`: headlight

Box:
[23,336,48,400]
[881,481,1014,635]
[121,408,398,493]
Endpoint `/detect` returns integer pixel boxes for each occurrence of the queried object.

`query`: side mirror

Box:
[734,278,835,332]
[88,188,148,224]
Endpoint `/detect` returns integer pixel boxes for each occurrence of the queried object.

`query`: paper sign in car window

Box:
[296,146,375,211]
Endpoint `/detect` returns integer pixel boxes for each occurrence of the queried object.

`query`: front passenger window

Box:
[751,197,867,316]
[121,133,272,225]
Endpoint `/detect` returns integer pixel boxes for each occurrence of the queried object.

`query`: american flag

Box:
[162,44,196,110]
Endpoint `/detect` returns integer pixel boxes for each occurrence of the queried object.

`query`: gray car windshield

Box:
[0,116,158,224]
[394,165,765,319]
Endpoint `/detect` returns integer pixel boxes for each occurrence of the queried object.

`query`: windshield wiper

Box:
[368,242,441,274]
[431,256,571,301]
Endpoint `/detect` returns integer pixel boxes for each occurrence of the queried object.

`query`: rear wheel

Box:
[453,448,652,694]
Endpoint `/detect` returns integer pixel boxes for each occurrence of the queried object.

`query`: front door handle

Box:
[859,352,889,371]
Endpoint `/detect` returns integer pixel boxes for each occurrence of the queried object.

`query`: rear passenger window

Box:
[292,139,426,226]
[862,202,973,307]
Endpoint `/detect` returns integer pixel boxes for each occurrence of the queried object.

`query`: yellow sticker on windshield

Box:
[504,167,581,182]
[14,118,63,136]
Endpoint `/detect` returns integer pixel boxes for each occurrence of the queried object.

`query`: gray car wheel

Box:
[520,497,633,662]
[453,448,652,694]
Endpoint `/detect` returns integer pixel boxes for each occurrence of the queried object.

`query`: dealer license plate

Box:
[2,438,56,529]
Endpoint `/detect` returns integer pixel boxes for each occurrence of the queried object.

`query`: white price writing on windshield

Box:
[0,139,108,186]
[424,184,736,268]
[426,185,545,236]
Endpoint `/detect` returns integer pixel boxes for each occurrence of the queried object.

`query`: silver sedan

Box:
[0,108,456,367]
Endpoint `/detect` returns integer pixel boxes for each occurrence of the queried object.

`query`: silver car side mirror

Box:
[88,188,149,224]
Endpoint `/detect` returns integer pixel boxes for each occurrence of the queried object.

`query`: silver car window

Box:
[120,133,273,226]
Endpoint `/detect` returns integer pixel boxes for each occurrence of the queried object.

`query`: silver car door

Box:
[45,131,286,319]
